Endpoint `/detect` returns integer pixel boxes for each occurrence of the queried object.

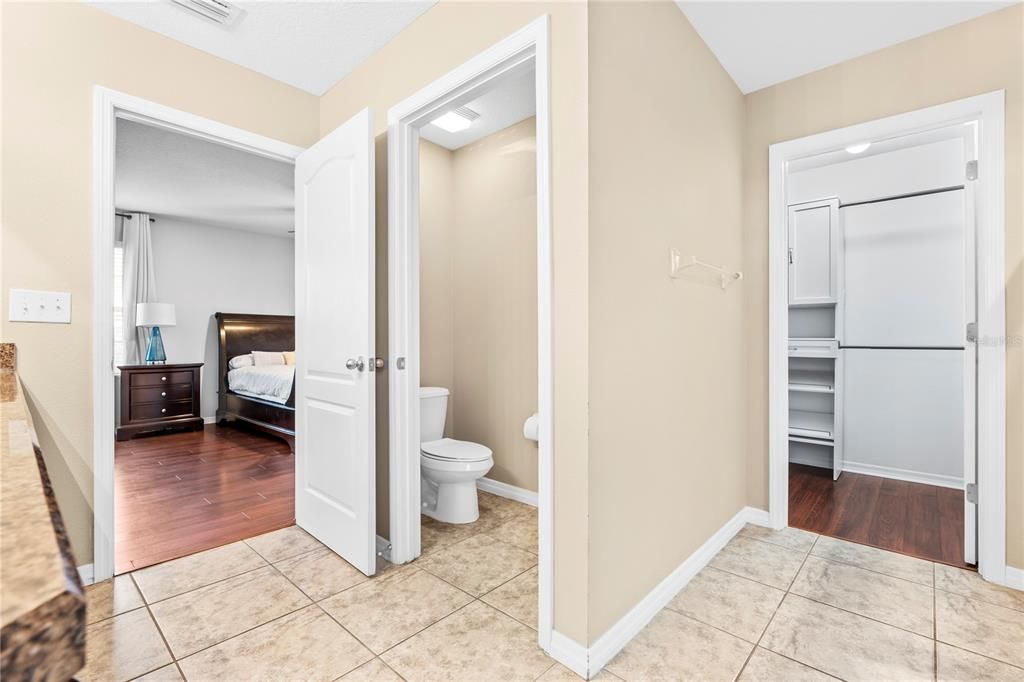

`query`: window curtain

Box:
[121,212,157,364]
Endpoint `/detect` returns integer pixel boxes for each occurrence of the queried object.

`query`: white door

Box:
[294,108,377,576]
[788,199,839,306]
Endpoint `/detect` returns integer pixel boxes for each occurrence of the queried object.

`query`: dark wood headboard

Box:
[215,312,294,364]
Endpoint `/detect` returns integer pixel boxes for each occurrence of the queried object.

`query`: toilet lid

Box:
[421,438,492,463]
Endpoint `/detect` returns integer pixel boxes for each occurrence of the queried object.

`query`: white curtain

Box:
[121,212,157,364]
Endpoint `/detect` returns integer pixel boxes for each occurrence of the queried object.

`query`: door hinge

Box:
[965,482,978,504]
[966,160,978,181]
[966,322,978,343]
[788,248,794,264]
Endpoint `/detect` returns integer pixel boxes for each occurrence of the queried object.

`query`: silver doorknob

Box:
[346,357,366,372]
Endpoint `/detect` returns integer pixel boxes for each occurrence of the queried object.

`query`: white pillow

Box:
[252,350,285,366]
[282,351,296,366]
[228,354,253,369]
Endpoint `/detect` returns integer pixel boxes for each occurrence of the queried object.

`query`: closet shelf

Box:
[789,409,834,440]
[789,435,835,447]
[789,383,835,394]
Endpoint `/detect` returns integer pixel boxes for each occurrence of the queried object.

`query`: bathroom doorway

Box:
[386,18,555,648]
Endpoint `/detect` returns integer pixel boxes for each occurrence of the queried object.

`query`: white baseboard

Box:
[585,506,763,678]
[1004,565,1024,591]
[78,563,95,586]
[203,416,217,424]
[477,477,538,507]
[547,630,589,679]
[789,454,963,490]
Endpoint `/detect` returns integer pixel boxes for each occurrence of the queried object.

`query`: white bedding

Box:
[227,364,295,405]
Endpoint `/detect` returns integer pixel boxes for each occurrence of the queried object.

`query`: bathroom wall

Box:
[418,118,539,492]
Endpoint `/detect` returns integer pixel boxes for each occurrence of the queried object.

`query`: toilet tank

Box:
[419,387,450,442]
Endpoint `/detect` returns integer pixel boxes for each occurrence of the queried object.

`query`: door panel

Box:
[294,107,376,576]
[788,200,838,306]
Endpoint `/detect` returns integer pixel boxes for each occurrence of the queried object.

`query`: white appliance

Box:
[841,189,968,484]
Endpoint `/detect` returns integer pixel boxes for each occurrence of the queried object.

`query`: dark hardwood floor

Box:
[789,463,972,569]
[115,424,294,574]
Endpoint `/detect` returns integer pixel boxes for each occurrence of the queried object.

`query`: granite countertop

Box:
[0,347,86,681]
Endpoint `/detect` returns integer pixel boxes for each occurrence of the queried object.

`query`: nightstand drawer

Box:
[131,384,192,404]
[129,370,194,388]
[131,399,195,422]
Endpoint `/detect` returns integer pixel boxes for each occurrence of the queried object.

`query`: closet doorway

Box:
[767,92,1008,584]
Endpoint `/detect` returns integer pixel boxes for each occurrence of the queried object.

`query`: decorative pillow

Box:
[282,351,296,366]
[252,350,285,366]
[228,354,253,369]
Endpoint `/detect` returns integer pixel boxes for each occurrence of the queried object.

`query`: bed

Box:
[215,312,296,451]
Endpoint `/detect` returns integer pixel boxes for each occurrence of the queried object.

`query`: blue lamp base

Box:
[145,327,167,365]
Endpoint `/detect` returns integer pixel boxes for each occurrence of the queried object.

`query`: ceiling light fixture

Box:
[845,142,871,155]
[431,107,480,133]
[170,0,246,27]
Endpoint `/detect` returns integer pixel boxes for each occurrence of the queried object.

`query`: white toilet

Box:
[420,387,493,524]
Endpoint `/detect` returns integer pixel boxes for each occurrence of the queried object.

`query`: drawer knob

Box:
[161,408,167,413]
[161,376,167,381]
[161,391,166,397]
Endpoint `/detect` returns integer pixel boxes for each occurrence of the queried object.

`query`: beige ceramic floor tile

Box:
[761,594,934,681]
[319,568,473,654]
[488,507,539,553]
[177,604,372,681]
[738,524,817,553]
[708,536,806,590]
[482,565,538,628]
[274,546,368,601]
[474,491,533,531]
[417,533,537,596]
[738,647,837,681]
[80,607,172,682]
[537,662,622,680]
[134,664,183,681]
[244,525,323,563]
[668,566,785,642]
[381,601,553,681]
[149,565,310,658]
[420,516,479,556]
[810,536,933,586]
[935,563,1024,612]
[606,608,752,682]
[790,556,934,636]
[936,642,1024,681]
[339,658,405,681]
[936,589,1024,667]
[85,575,144,624]
[131,541,267,603]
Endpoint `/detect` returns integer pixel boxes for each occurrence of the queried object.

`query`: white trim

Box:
[768,92,1007,585]
[386,16,555,653]
[586,507,765,678]
[547,630,589,679]
[1005,566,1024,591]
[91,87,303,583]
[790,451,964,490]
[203,416,218,425]
[77,563,95,587]
[477,477,538,507]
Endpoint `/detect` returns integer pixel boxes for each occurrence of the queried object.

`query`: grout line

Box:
[128,571,189,681]
[137,561,270,608]
[936,641,1024,672]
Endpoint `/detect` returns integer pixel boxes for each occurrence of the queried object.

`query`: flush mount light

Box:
[431,107,480,133]
[170,0,246,26]
[845,142,871,154]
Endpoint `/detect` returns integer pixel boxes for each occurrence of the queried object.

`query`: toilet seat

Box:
[421,438,492,463]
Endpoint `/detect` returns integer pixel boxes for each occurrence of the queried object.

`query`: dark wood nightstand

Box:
[116,363,203,440]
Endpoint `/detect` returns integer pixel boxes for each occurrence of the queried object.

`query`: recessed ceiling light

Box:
[845,142,871,154]
[431,107,480,133]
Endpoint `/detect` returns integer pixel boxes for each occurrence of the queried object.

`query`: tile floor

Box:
[84,502,1024,681]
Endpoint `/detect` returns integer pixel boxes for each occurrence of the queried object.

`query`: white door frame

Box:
[768,91,1007,584]
[386,16,554,648]
[91,87,303,582]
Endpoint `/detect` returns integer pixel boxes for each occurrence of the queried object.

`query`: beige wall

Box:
[742,3,1024,569]
[586,2,747,639]
[320,1,591,642]
[0,2,320,564]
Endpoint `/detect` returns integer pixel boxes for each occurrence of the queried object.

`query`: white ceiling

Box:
[676,1,1015,94]
[115,119,294,236]
[420,66,536,151]
[88,0,436,95]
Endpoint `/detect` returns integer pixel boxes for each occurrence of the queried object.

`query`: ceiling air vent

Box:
[170,0,246,27]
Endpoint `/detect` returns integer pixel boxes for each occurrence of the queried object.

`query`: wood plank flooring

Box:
[115,424,294,574]
[788,463,971,569]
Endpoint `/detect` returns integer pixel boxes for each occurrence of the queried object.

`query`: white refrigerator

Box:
[841,189,969,486]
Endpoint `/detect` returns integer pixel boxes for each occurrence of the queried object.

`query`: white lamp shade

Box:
[136,302,176,327]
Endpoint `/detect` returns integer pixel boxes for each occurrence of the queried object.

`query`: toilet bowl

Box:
[420,387,493,524]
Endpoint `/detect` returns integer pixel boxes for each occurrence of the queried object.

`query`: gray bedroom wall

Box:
[150,217,295,420]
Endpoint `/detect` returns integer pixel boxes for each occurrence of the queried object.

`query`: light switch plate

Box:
[8,289,72,324]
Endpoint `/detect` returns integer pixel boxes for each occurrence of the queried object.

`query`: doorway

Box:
[767,91,1008,584]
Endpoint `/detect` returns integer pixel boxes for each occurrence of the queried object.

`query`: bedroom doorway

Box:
[92,90,305,581]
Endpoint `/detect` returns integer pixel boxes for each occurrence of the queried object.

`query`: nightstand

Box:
[116,363,203,440]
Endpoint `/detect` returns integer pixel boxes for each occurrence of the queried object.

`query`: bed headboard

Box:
[214,312,294,381]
